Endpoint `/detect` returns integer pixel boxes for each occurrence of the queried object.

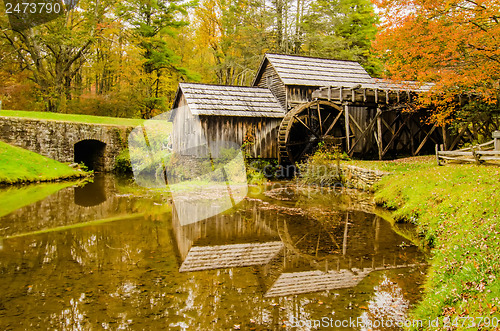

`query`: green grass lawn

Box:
[353,158,500,329]
[0,110,144,127]
[0,141,87,184]
[346,155,436,173]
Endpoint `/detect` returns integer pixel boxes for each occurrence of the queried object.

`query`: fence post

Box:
[472,147,481,164]
[493,131,500,151]
[435,144,441,166]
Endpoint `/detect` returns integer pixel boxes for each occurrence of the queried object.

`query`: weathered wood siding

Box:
[172,201,279,261]
[172,99,281,159]
[200,116,281,159]
[171,94,207,156]
[286,86,318,109]
[255,62,287,110]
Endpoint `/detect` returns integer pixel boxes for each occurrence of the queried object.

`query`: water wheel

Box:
[278,100,345,164]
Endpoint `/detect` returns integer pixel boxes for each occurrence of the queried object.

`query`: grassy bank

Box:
[0,110,143,127]
[0,141,88,185]
[351,157,500,329]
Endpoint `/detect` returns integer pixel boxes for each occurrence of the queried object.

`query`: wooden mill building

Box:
[171,53,442,163]
[171,83,284,158]
[253,53,375,110]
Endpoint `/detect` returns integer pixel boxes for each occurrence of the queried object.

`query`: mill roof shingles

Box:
[179,242,284,272]
[178,83,286,118]
[263,53,374,87]
[259,53,434,92]
[264,268,372,297]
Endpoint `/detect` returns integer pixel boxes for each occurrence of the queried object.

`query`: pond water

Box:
[0,175,427,330]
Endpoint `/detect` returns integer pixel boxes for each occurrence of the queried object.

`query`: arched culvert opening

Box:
[74,174,107,207]
[74,139,106,171]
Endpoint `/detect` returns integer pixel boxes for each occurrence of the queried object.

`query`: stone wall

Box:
[0,116,133,171]
[341,165,389,191]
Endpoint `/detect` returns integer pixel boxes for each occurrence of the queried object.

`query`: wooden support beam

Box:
[339,86,343,103]
[343,213,349,256]
[348,108,382,155]
[388,112,402,128]
[323,108,344,137]
[345,104,350,151]
[328,86,331,101]
[363,89,367,102]
[375,89,378,104]
[428,130,441,146]
[441,126,448,150]
[317,102,323,135]
[294,115,320,139]
[348,114,363,133]
[449,125,469,150]
[381,118,396,136]
[415,125,437,155]
[377,112,383,160]
[382,116,411,157]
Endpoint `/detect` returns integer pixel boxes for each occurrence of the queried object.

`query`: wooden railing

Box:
[436,131,500,165]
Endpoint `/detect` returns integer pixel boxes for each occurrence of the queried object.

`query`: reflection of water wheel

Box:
[277,215,343,261]
[278,100,344,164]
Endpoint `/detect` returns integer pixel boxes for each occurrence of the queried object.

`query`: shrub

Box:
[114,149,132,173]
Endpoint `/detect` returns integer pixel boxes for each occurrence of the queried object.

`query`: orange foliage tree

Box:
[373,0,500,125]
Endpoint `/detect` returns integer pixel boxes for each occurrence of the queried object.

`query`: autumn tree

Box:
[0,0,112,111]
[191,0,271,85]
[373,0,500,125]
[73,18,146,118]
[301,0,380,75]
[118,0,196,118]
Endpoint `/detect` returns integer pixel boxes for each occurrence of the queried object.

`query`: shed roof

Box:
[264,262,423,297]
[175,83,286,118]
[264,268,372,297]
[373,79,434,93]
[179,241,284,272]
[254,53,374,88]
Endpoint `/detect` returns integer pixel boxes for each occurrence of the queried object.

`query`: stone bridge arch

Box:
[0,116,133,172]
[74,139,107,171]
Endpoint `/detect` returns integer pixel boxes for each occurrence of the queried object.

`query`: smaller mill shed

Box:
[170,83,285,158]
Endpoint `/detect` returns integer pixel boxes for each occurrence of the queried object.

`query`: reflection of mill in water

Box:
[172,199,425,297]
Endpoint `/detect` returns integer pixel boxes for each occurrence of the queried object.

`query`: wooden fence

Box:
[436,131,500,165]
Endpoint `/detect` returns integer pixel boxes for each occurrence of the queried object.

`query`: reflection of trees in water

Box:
[0,183,427,330]
[1,176,139,238]
[0,214,195,329]
[360,275,410,330]
[172,194,426,302]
